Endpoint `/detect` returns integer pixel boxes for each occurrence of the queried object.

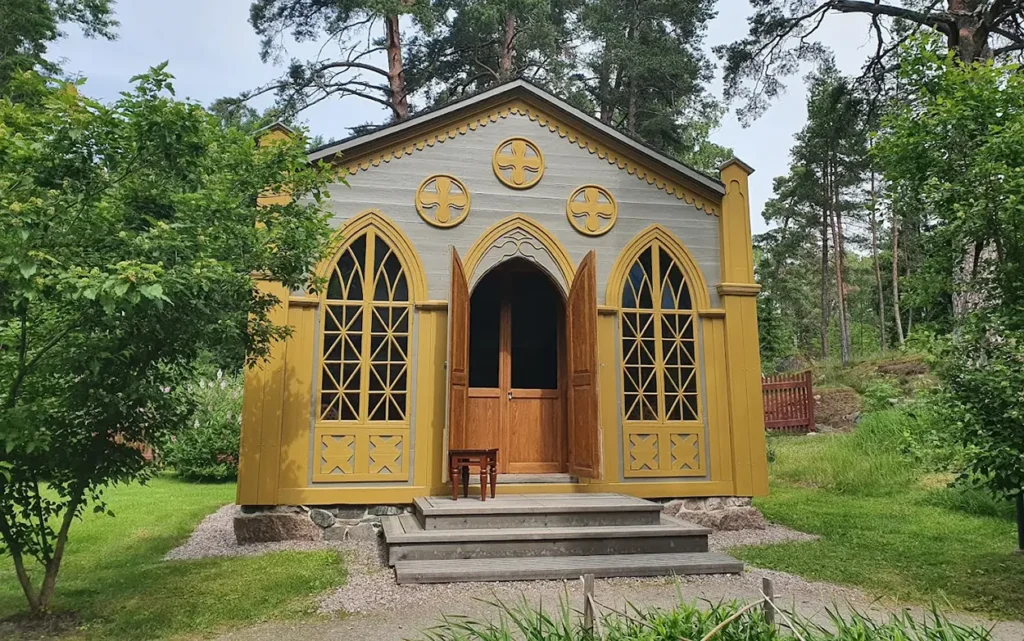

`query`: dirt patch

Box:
[875,356,930,378]
[814,386,862,431]
[0,611,81,640]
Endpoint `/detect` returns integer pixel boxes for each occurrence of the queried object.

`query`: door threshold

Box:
[497,474,577,484]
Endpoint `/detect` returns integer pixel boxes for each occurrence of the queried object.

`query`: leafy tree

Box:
[718,1,1024,121]
[242,0,731,174]
[756,63,872,365]
[796,64,870,364]
[0,67,334,615]
[0,0,117,90]
[873,39,1024,524]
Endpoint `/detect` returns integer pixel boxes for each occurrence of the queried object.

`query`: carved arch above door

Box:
[464,215,576,296]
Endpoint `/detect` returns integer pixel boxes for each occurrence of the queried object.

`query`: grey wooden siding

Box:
[324,114,722,308]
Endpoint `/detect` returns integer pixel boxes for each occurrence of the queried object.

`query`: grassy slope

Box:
[0,477,345,640]
[735,426,1024,620]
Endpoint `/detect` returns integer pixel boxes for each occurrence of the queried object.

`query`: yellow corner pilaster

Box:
[718,159,769,497]
[238,278,291,505]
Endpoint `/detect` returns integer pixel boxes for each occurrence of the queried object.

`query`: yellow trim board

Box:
[717,283,761,297]
[415,300,448,311]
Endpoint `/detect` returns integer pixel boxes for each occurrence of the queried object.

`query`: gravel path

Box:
[219,559,1024,641]
[168,505,1022,641]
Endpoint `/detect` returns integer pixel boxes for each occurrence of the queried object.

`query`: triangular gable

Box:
[308,80,726,216]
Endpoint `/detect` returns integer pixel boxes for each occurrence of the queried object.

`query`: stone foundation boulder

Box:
[233,513,322,544]
[661,496,765,531]
[679,507,767,531]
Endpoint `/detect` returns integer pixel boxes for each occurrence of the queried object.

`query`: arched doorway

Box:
[463,258,567,474]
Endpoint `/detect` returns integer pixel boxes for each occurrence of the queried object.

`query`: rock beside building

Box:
[233,512,322,544]
[661,496,767,531]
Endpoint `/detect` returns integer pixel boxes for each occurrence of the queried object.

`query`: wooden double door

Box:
[447,249,601,479]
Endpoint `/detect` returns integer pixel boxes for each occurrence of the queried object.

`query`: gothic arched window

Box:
[318,230,411,424]
[620,242,699,424]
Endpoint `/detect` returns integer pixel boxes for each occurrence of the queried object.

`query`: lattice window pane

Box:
[619,242,701,425]
[659,249,693,311]
[318,230,412,424]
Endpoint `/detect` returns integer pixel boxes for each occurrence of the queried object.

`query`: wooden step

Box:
[414,494,662,530]
[393,552,743,584]
[383,513,710,564]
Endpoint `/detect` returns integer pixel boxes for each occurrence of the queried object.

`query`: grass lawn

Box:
[735,422,1024,620]
[0,476,346,640]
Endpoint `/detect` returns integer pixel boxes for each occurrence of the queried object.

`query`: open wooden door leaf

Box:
[567,250,601,479]
[447,247,470,452]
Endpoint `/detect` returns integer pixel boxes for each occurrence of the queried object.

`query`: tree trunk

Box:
[384,13,410,121]
[820,202,831,360]
[499,12,516,81]
[892,208,905,346]
[598,44,612,124]
[625,5,638,135]
[829,158,852,365]
[948,0,991,62]
[36,490,82,613]
[870,169,886,351]
[626,77,638,135]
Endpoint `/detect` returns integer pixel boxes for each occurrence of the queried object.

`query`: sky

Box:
[50,1,874,235]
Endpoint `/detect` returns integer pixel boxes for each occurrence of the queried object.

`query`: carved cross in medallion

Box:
[416,175,470,227]
[567,185,618,236]
[493,137,544,188]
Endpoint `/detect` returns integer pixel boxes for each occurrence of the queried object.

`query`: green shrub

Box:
[419,597,991,641]
[164,369,244,482]
[861,376,903,412]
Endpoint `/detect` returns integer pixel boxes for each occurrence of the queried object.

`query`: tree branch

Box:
[832,0,955,34]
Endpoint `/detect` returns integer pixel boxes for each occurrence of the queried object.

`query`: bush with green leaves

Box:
[164,370,244,482]
[0,68,333,615]
[874,40,1024,510]
[933,317,1024,504]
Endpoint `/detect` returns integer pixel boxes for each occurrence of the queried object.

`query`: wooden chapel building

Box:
[237,80,769,508]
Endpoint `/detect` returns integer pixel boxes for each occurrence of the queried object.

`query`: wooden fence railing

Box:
[762,370,815,433]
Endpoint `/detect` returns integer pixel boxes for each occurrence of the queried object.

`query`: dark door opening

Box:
[465,259,567,474]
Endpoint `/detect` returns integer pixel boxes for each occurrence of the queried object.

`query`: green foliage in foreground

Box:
[874,40,1024,505]
[740,427,1024,619]
[421,597,993,641]
[0,477,346,640]
[0,68,334,614]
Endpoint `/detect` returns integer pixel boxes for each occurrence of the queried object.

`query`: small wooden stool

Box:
[448,449,498,501]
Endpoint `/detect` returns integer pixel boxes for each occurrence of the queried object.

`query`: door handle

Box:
[507,390,513,401]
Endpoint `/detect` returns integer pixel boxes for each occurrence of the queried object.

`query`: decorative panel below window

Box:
[623,428,705,478]
[313,428,409,482]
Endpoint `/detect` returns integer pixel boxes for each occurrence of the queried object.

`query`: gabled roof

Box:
[308,79,727,198]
